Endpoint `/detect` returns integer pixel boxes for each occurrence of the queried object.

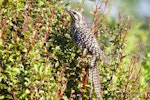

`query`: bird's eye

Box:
[73,12,76,14]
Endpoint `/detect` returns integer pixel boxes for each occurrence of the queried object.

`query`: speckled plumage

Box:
[66,8,110,99]
[68,9,110,65]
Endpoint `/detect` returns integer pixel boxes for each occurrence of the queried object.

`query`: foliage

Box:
[0,0,147,100]
[141,18,150,92]
[0,0,77,99]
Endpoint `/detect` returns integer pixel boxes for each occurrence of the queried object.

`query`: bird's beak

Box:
[65,8,74,18]
[65,8,72,15]
[65,8,70,12]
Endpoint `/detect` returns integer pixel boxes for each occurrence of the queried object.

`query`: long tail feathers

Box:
[93,64,101,99]
[89,68,93,99]
[89,55,102,100]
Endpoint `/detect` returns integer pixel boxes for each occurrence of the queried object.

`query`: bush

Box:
[0,0,146,99]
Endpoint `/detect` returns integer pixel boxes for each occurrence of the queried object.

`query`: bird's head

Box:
[65,8,83,25]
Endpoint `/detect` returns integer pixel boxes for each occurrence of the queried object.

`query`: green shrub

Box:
[0,0,146,99]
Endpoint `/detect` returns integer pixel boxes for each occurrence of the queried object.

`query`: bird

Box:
[66,8,110,100]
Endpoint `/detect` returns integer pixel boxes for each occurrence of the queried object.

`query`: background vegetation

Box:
[0,0,149,100]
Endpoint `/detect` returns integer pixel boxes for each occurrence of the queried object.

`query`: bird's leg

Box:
[82,48,88,57]
[76,48,88,62]
[83,48,92,59]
